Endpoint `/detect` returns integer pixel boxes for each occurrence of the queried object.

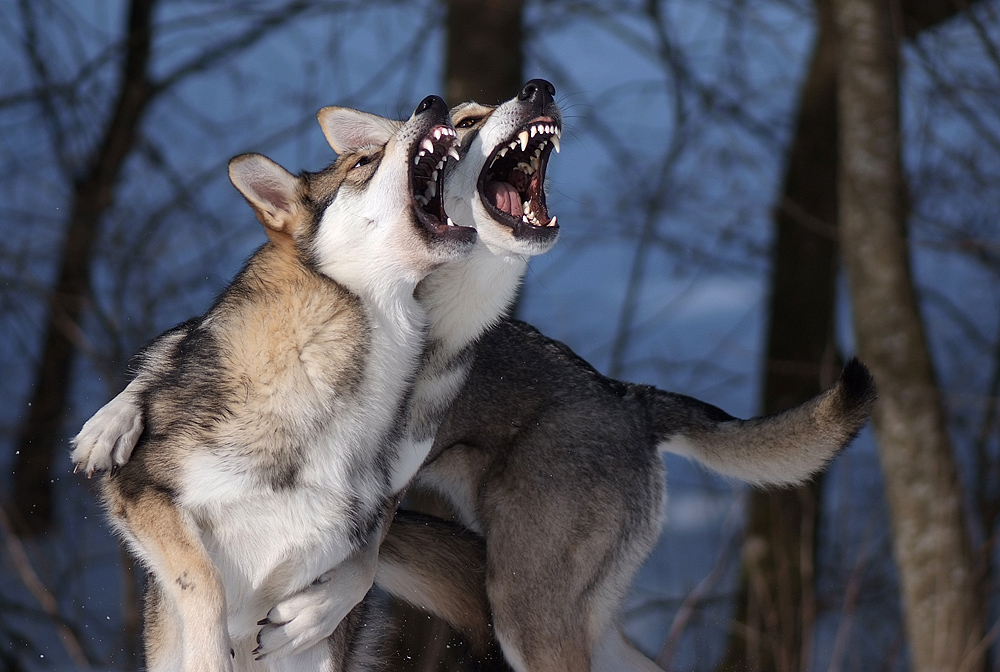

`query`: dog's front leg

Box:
[113,490,233,672]
[72,327,187,476]
[253,536,379,662]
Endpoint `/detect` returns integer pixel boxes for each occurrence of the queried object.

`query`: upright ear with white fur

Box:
[229,153,304,238]
[318,106,401,154]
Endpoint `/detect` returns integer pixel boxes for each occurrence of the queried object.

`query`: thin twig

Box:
[0,506,90,667]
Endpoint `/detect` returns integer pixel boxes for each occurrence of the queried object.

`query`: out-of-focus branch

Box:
[11,0,158,536]
[0,506,90,667]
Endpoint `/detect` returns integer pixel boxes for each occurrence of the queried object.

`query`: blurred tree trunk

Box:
[10,0,158,536]
[714,2,840,670]
[443,0,523,106]
[385,2,522,671]
[833,0,985,671]
[715,1,980,671]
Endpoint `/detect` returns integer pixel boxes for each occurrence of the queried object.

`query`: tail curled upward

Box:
[650,358,877,486]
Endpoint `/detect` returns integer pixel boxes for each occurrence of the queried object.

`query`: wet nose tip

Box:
[415,95,446,116]
[518,79,555,103]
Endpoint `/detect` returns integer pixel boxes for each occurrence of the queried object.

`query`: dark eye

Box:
[455,117,480,129]
[352,155,375,169]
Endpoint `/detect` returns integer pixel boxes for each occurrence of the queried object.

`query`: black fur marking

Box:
[268,452,301,491]
[839,357,877,410]
[345,495,386,546]
[175,572,193,591]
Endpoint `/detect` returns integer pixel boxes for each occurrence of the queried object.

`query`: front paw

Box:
[253,582,356,661]
[71,400,144,477]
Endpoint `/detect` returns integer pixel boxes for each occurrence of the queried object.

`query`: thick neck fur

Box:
[207,242,427,457]
[415,242,527,356]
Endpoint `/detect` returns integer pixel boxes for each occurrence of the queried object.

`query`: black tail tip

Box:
[839,357,877,410]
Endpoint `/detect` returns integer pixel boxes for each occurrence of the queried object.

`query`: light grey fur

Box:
[414,319,875,672]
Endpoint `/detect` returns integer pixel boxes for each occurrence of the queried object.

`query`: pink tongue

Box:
[485,181,522,217]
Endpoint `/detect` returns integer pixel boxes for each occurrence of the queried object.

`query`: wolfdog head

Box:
[445,79,562,257]
[228,95,475,295]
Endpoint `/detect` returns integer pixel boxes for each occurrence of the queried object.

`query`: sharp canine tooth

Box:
[422,139,434,153]
[518,131,529,151]
[448,146,460,160]
[552,136,560,153]
[447,217,455,226]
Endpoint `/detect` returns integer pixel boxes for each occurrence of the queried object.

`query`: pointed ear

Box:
[229,153,304,237]
[318,106,401,154]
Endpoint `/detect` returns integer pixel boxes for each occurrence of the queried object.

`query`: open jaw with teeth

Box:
[480,119,560,233]
[412,125,463,233]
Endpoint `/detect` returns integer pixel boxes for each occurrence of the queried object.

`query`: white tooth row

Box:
[520,199,558,228]
[433,127,457,141]
[520,200,557,228]
[415,128,461,165]
[528,123,561,139]
[498,125,562,158]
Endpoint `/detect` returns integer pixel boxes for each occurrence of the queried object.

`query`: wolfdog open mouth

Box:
[479,118,560,234]
[411,124,466,237]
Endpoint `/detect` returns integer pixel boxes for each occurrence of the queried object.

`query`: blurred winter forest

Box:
[1,0,999,670]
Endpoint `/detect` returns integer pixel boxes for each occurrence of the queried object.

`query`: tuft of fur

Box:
[651,356,877,486]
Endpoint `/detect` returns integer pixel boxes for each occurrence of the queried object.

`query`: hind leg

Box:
[592,626,663,672]
[479,462,663,672]
[481,502,608,672]
[486,549,595,672]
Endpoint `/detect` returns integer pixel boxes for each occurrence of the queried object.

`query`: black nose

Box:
[415,95,446,116]
[518,79,555,105]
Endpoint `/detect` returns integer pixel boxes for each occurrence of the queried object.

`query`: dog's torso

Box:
[107,243,423,639]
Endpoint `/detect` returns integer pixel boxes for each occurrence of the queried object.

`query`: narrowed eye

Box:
[352,155,375,169]
[455,117,481,129]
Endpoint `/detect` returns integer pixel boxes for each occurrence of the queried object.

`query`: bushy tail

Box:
[377,510,493,654]
[649,358,876,486]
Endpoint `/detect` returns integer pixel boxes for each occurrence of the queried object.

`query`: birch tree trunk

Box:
[832,0,986,669]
